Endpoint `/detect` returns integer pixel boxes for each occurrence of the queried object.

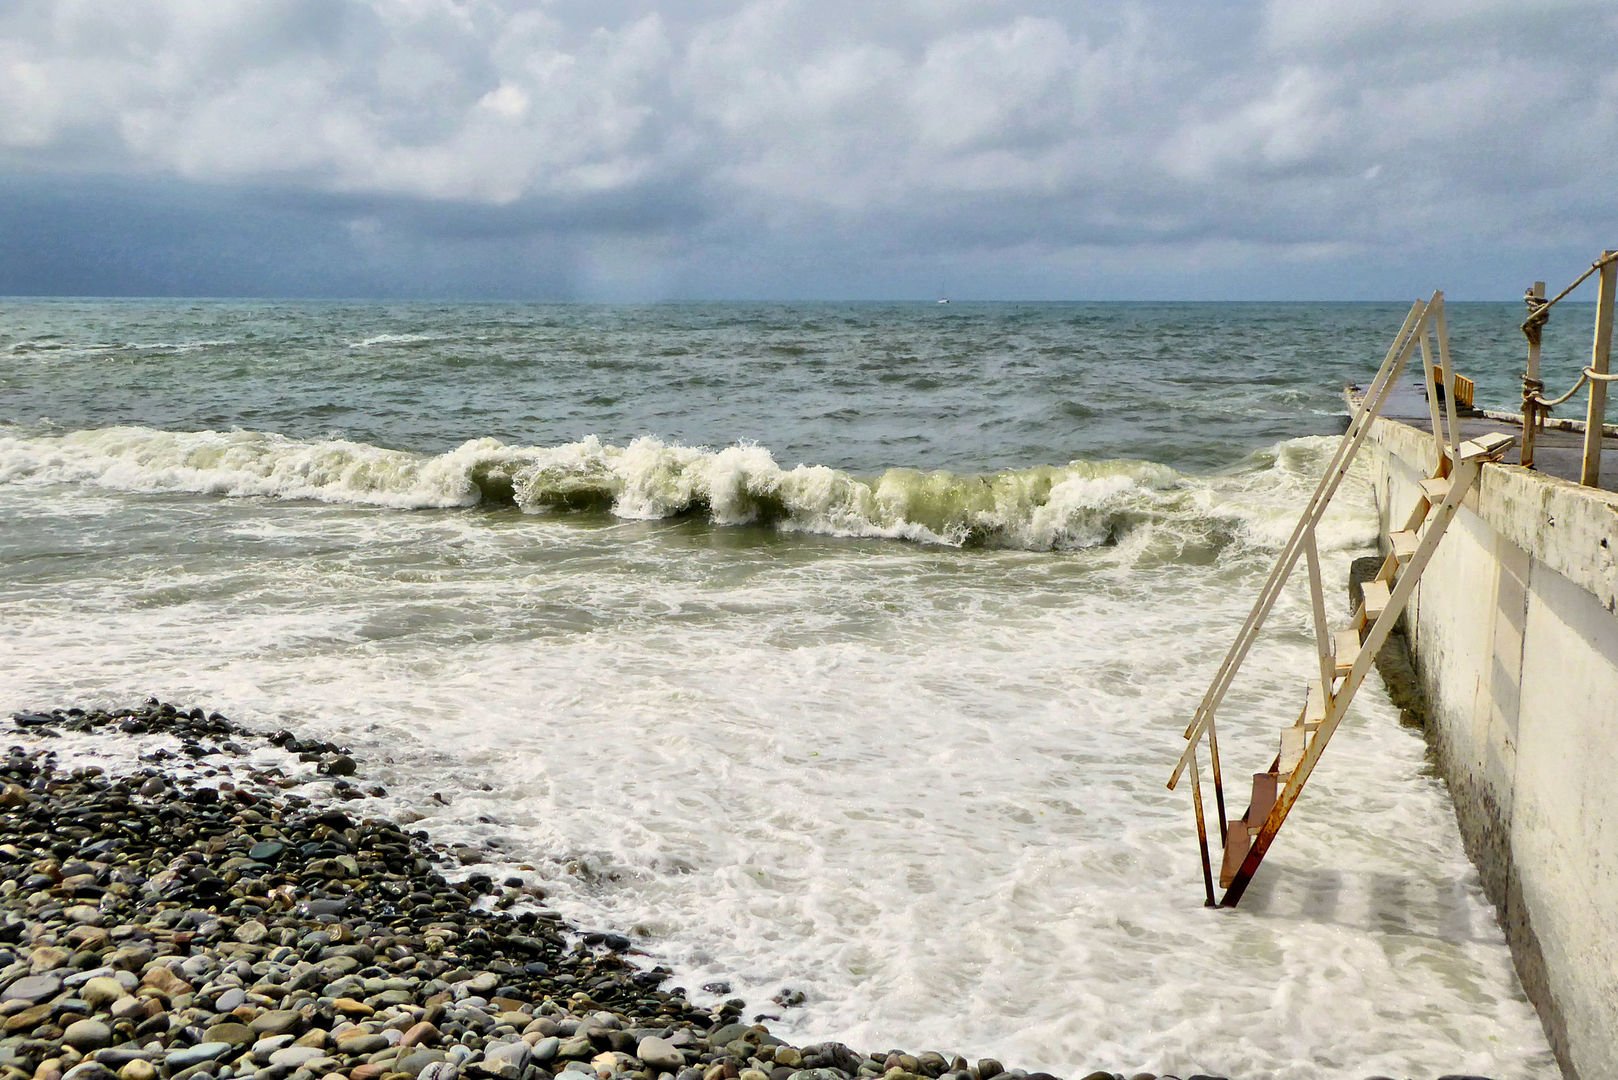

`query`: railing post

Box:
[1187,744,1217,907]
[1522,281,1545,469]
[1580,252,1616,487]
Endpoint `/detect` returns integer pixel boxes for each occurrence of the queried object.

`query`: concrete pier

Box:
[1361,385,1618,1079]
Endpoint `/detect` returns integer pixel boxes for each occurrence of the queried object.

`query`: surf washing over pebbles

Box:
[0,299,1558,1077]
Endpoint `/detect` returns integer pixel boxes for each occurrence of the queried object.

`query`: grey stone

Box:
[529,1038,559,1065]
[80,977,126,1008]
[3,973,62,1003]
[64,1019,114,1051]
[95,1050,156,1069]
[638,1037,684,1072]
[267,1046,327,1069]
[205,1023,255,1047]
[396,1051,449,1076]
[483,1042,529,1070]
[555,1036,594,1061]
[234,921,268,945]
[251,1010,302,1036]
[62,967,116,987]
[251,1036,297,1063]
[62,1064,116,1080]
[248,842,285,862]
[111,996,147,1020]
[166,1044,235,1070]
[215,987,247,1012]
[335,1034,390,1056]
[318,955,360,980]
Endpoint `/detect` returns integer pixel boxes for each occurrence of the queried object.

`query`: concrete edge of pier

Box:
[1361,409,1618,1080]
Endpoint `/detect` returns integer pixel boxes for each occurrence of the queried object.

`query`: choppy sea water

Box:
[0,300,1558,1077]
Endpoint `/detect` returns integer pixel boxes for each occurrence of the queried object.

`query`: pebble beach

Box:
[0,703,1250,1080]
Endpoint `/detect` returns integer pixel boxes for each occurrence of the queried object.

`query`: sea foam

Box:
[0,425,1374,556]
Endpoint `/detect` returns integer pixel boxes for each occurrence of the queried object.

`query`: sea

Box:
[0,299,1570,1078]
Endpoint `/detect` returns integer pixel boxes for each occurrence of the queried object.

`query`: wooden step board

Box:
[1304,679,1329,730]
[1389,530,1419,562]
[1279,724,1305,778]
[1219,772,1280,888]
[1333,627,1361,677]
[1248,771,1278,826]
[1418,476,1451,503]
[1219,819,1251,888]
[1360,579,1391,625]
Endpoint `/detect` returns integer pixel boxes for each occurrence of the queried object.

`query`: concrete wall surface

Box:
[1366,417,1618,1080]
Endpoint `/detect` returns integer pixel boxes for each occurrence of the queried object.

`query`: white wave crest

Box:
[348,333,441,348]
[0,425,1373,554]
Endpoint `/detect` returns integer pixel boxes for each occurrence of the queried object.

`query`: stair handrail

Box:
[1166,294,1445,906]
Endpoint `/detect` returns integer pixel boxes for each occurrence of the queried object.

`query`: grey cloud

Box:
[0,0,1613,299]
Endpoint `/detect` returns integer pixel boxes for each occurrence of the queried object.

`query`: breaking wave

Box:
[0,425,1373,554]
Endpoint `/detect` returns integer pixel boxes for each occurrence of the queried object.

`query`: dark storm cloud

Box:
[1,0,1614,299]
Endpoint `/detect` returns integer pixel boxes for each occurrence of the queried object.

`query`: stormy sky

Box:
[1,0,1615,300]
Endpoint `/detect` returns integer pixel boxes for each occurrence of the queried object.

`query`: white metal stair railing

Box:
[1165,292,1517,908]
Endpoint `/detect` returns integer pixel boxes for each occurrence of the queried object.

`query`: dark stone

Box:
[322,755,357,777]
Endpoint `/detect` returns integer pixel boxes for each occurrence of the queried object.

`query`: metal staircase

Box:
[1167,292,1516,907]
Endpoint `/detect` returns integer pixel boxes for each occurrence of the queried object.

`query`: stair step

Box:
[1459,431,1515,460]
[1418,476,1451,503]
[1390,530,1419,562]
[1220,817,1252,889]
[1279,725,1306,778]
[1304,679,1329,730]
[1246,771,1278,830]
[1333,627,1362,677]
[1361,579,1391,625]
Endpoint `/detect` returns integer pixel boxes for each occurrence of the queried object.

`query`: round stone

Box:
[64,1019,113,1051]
[80,977,125,1009]
[3,974,62,1003]
[234,919,268,945]
[638,1037,684,1072]
[205,1022,254,1047]
[166,1043,234,1069]
[268,1046,328,1069]
[250,1009,302,1036]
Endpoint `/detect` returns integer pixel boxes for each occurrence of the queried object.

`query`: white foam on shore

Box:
[0,440,1555,1078]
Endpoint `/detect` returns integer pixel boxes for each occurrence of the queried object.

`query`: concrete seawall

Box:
[1364,416,1618,1080]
